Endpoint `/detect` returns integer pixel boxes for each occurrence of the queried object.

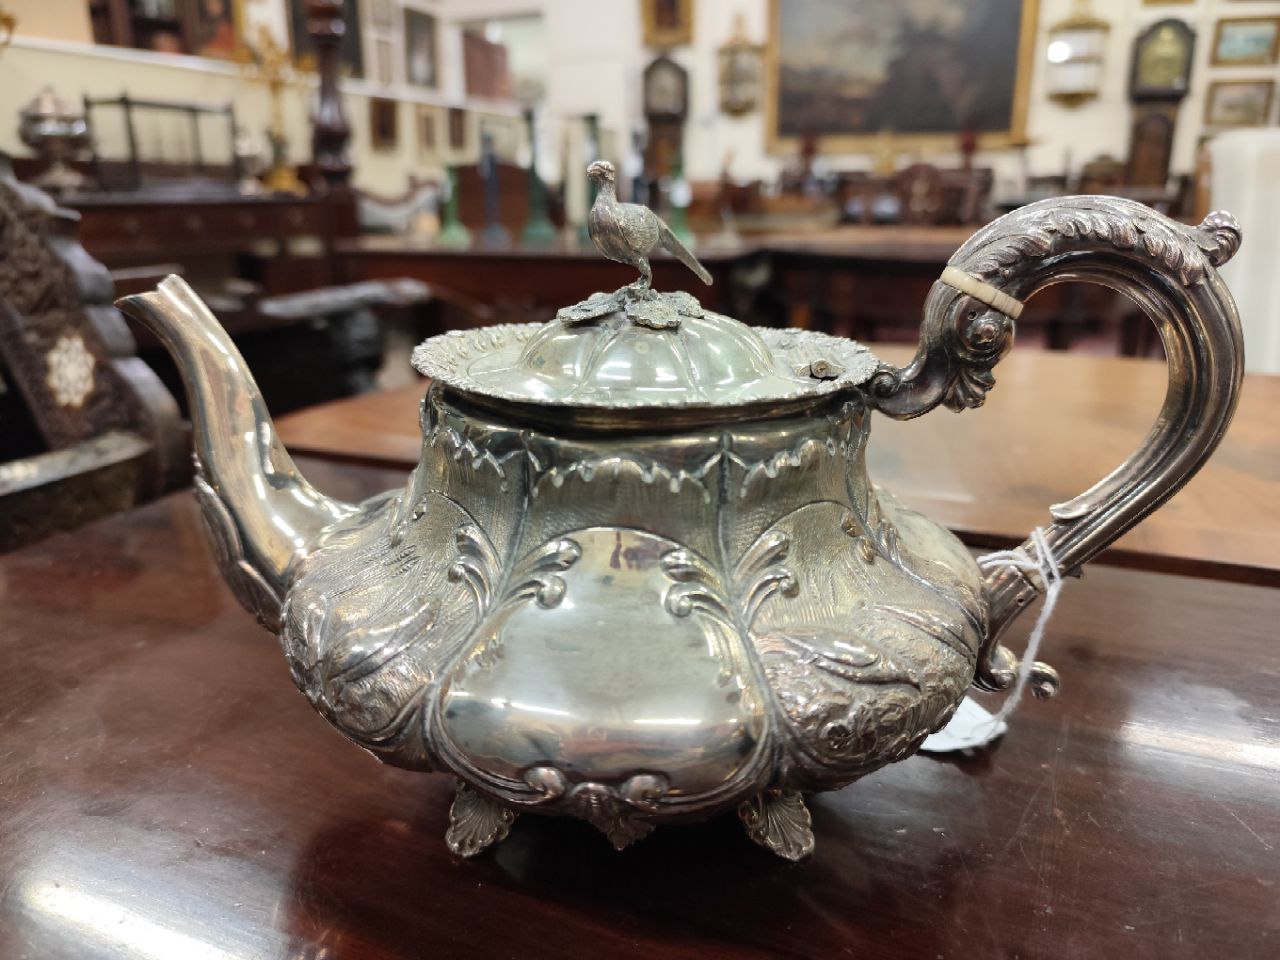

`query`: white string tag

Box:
[919,696,1007,752]
[920,527,1064,755]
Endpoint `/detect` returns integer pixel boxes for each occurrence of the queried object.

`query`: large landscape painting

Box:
[767,0,1037,151]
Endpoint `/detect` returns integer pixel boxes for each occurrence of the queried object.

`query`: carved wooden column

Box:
[307,0,358,252]
[308,0,352,190]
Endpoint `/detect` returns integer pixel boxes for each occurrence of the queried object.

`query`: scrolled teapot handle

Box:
[867,196,1245,697]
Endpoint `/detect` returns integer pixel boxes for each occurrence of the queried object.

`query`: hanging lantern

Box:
[1046,0,1110,108]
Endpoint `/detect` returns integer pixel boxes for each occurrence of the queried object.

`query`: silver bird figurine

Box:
[586,160,712,290]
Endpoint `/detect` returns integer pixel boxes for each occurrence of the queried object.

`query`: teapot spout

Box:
[117,276,356,630]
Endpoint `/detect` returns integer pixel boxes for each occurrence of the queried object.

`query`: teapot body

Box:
[116,192,1244,861]
[281,381,984,848]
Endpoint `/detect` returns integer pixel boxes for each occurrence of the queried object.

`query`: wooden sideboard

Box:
[337,227,1139,351]
[69,191,356,295]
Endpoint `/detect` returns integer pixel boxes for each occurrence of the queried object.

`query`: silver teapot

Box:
[119,192,1244,860]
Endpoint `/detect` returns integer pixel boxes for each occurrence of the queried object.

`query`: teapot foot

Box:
[738,790,815,861]
[445,781,517,857]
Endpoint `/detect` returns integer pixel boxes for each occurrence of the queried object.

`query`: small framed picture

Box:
[193,0,240,58]
[1212,17,1279,65]
[375,37,393,86]
[1204,79,1274,127]
[448,107,467,151]
[370,97,399,150]
[404,9,438,88]
[417,106,438,156]
[641,0,693,48]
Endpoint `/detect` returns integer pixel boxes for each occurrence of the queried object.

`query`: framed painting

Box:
[404,9,439,88]
[1204,80,1274,127]
[370,97,398,151]
[765,0,1039,154]
[194,0,241,59]
[642,0,694,48]
[374,37,393,86]
[417,106,438,157]
[1212,17,1279,66]
[287,0,364,78]
[448,108,468,152]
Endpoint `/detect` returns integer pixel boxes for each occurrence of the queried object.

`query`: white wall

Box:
[3,0,1278,194]
[1211,130,1280,373]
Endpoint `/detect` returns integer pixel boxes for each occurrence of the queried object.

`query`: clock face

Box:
[645,59,687,118]
[1132,20,1194,99]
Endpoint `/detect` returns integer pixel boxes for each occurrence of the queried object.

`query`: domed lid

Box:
[412,167,879,424]
[412,288,878,422]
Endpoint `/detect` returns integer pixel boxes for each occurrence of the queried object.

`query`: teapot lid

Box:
[411,288,877,420]
[412,167,878,424]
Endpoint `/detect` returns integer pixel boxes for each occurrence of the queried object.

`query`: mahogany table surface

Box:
[276,346,1280,586]
[1,457,1276,959]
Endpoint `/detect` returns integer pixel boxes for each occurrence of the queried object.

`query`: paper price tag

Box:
[919,696,1007,753]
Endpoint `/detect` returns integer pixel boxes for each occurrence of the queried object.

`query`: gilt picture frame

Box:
[1212,17,1280,66]
[1204,79,1274,127]
[764,0,1039,155]
[641,0,694,48]
[370,97,398,151]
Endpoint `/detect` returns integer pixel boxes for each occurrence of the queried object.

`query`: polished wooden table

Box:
[276,347,1280,585]
[1,457,1276,958]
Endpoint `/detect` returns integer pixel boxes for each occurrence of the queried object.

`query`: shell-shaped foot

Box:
[739,790,815,861]
[445,781,516,857]
[595,815,655,851]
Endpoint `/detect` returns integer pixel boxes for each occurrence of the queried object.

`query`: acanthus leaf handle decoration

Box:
[867,196,1245,696]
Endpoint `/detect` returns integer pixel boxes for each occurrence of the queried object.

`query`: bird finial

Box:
[585,159,712,291]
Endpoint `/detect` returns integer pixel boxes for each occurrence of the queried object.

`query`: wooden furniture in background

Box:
[1127,104,1177,187]
[308,0,356,190]
[274,347,1280,586]
[338,229,1134,350]
[338,235,743,323]
[453,160,564,237]
[356,176,438,234]
[0,163,185,550]
[644,56,689,183]
[837,165,995,226]
[462,29,513,100]
[71,192,344,292]
[81,93,241,193]
[1,458,1275,958]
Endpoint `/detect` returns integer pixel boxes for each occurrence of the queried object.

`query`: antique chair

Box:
[0,161,187,551]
